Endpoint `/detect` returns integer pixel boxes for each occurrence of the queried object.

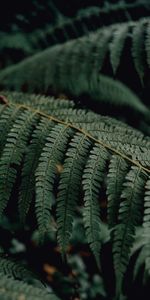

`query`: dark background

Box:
[0,0,136,31]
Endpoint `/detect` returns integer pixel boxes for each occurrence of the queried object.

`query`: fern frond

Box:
[93,128,150,166]
[0,256,44,288]
[82,144,108,266]
[0,1,150,69]
[57,133,92,255]
[132,18,147,85]
[109,24,129,74]
[0,105,21,155]
[3,93,150,170]
[0,273,61,300]
[107,155,129,228]
[1,15,150,94]
[0,97,149,282]
[0,110,38,217]
[89,75,148,116]
[19,117,54,223]
[133,236,150,284]
[145,21,150,68]
[3,92,150,149]
[1,94,150,160]
[4,92,149,142]
[1,91,75,113]
[4,92,150,161]
[0,23,148,119]
[113,166,147,298]
[0,33,149,117]
[134,176,150,284]
[2,93,150,169]
[1,1,150,298]
[35,123,73,239]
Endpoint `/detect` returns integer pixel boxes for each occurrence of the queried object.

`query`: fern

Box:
[1,2,150,299]
[132,18,147,85]
[83,144,109,266]
[0,35,149,119]
[0,255,44,288]
[133,176,150,285]
[0,105,21,155]
[1,91,75,113]
[107,155,129,228]
[2,92,150,159]
[35,123,73,239]
[57,133,92,255]
[19,117,54,223]
[109,24,129,74]
[145,21,150,68]
[1,16,150,101]
[113,166,147,298]
[0,1,150,69]
[0,109,38,217]
[0,272,61,300]
[2,92,150,150]
[0,95,149,297]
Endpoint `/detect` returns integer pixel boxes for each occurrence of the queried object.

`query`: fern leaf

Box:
[0,1,149,70]
[97,28,113,68]
[113,166,147,297]
[0,106,21,155]
[0,24,149,117]
[107,155,129,228]
[145,21,150,68]
[0,256,44,288]
[19,117,54,223]
[89,74,148,116]
[143,176,150,234]
[132,19,147,85]
[35,123,73,239]
[57,133,92,255]
[0,110,38,217]
[0,8,116,67]
[0,273,61,300]
[133,238,150,284]
[134,176,150,283]
[0,98,149,287]
[68,28,113,91]
[89,28,113,79]
[3,92,150,165]
[3,91,150,140]
[69,38,91,95]
[2,91,75,113]
[82,144,108,266]
[109,24,129,74]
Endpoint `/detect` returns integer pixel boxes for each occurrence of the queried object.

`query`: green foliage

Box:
[57,133,92,256]
[0,272,60,300]
[0,1,150,299]
[0,255,44,288]
[83,144,108,266]
[0,94,149,298]
[1,17,150,125]
[1,16,150,84]
[113,166,147,296]
[0,45,149,119]
[1,0,150,69]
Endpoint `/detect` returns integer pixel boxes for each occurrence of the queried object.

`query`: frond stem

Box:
[7,102,150,174]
